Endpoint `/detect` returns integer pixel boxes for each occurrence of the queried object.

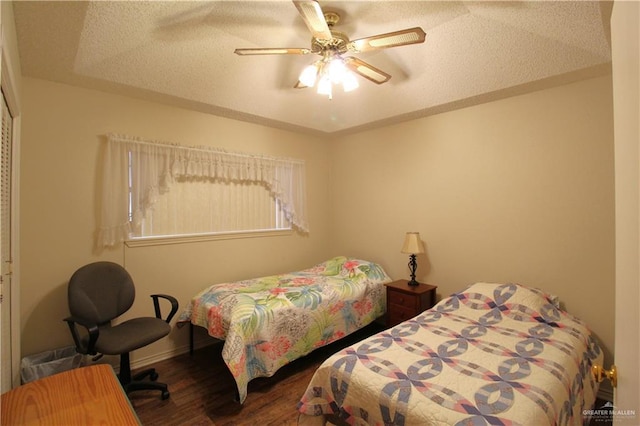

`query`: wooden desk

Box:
[1,364,140,425]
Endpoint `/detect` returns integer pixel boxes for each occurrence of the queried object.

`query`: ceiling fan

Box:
[234,0,426,98]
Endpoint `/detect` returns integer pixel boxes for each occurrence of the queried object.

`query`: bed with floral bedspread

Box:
[177,256,390,403]
[298,282,603,426]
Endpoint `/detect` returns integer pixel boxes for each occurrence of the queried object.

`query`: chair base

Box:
[119,354,170,400]
[122,376,170,400]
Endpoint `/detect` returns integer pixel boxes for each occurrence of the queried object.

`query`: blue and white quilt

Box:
[298,282,603,426]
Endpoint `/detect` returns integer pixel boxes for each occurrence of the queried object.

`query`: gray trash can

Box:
[20,346,83,383]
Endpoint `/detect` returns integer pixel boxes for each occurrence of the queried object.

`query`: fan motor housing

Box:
[312,31,349,54]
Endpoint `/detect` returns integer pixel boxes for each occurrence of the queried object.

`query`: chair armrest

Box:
[63,315,99,355]
[150,294,179,323]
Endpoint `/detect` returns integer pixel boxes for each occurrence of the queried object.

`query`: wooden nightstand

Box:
[385,279,437,327]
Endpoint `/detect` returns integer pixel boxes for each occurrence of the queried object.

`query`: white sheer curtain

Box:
[98,134,308,247]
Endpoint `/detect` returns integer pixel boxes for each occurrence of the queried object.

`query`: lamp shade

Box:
[299,63,319,87]
[401,232,424,254]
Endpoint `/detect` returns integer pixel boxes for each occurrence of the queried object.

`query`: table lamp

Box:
[401,232,424,286]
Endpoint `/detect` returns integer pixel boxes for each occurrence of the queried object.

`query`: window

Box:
[99,134,308,247]
[132,178,291,238]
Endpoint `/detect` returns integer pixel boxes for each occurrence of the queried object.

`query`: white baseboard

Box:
[128,338,217,371]
[79,337,217,375]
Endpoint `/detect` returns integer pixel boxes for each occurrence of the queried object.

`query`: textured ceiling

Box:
[13,1,612,135]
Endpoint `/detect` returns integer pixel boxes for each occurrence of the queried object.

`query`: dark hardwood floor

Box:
[129,323,385,425]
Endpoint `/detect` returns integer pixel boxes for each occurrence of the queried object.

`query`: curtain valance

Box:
[98,134,308,247]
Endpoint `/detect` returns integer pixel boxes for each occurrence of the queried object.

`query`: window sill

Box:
[124,229,293,248]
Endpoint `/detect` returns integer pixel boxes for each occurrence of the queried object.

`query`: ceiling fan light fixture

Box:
[299,63,319,87]
[328,58,347,84]
[299,56,358,98]
[317,74,333,98]
[235,2,427,95]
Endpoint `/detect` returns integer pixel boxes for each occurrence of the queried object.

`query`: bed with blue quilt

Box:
[297,282,603,425]
[177,256,390,404]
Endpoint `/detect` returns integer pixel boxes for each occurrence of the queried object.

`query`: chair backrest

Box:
[68,261,135,326]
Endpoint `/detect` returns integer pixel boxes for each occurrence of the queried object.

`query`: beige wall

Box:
[19,74,615,377]
[329,76,615,367]
[19,77,332,364]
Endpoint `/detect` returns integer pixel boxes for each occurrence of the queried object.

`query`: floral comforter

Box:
[177,256,390,403]
[298,282,603,425]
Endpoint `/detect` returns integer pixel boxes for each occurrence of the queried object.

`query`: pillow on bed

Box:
[455,282,562,321]
[313,256,389,281]
[314,256,349,276]
[463,282,553,304]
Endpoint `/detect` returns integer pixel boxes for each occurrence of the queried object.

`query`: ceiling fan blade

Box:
[348,27,426,53]
[234,47,312,56]
[293,0,333,41]
[344,57,391,85]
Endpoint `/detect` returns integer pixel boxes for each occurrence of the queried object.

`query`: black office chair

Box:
[64,261,178,400]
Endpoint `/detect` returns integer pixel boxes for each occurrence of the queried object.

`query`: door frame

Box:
[611,0,640,419]
[1,26,21,389]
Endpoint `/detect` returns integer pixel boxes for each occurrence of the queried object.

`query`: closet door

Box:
[0,90,13,392]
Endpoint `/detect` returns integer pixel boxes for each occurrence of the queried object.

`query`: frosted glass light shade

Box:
[317,74,332,97]
[299,64,318,87]
[401,232,424,254]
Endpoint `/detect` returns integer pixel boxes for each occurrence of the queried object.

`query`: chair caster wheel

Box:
[161,390,170,400]
[150,371,159,381]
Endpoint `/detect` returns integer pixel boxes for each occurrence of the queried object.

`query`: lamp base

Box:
[406,254,419,286]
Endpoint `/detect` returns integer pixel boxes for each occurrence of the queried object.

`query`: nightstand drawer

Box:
[389,304,418,324]
[388,291,418,308]
[385,280,437,328]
